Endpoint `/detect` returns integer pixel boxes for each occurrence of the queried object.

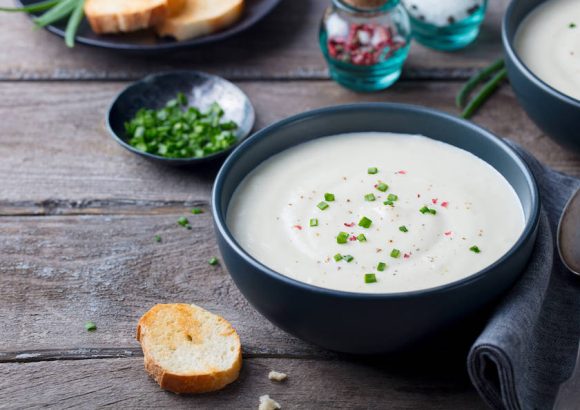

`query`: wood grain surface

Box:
[0,0,508,81]
[1,0,579,408]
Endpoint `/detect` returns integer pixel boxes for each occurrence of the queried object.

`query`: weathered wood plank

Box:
[0,81,577,210]
[0,357,486,409]
[0,0,508,81]
[0,212,327,356]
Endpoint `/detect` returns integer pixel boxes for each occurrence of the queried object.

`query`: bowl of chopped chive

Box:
[503,0,580,153]
[212,103,539,354]
[107,71,255,166]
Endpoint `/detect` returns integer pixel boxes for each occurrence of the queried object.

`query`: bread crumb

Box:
[268,371,287,382]
[259,395,281,410]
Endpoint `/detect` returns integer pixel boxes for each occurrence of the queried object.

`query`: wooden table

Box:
[0,1,578,408]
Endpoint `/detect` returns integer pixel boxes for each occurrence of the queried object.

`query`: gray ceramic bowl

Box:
[503,0,580,153]
[107,71,255,167]
[212,104,540,354]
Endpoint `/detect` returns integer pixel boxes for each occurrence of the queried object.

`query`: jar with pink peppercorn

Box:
[320,0,411,91]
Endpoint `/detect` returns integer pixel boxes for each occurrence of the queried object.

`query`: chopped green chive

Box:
[310,218,319,227]
[377,262,387,271]
[570,22,577,28]
[364,193,376,202]
[358,216,372,229]
[387,194,398,202]
[376,182,389,192]
[85,321,97,332]
[344,255,354,262]
[334,253,343,262]
[337,231,349,244]
[364,273,377,284]
[470,246,481,254]
[154,235,162,243]
[178,216,191,228]
[368,167,378,174]
[357,234,367,242]
[317,201,329,211]
[324,193,335,202]
[399,226,408,233]
[390,249,401,258]
[384,200,394,206]
[191,208,203,215]
[420,206,437,215]
[208,257,219,266]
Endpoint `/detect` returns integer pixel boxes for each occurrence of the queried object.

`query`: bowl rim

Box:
[212,103,540,300]
[502,0,580,107]
[106,70,255,164]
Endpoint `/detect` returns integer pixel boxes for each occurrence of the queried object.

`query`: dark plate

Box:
[17,0,281,52]
[107,71,255,167]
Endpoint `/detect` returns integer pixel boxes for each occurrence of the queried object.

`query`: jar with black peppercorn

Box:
[319,0,411,92]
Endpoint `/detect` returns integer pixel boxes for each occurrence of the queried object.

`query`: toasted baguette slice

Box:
[155,0,244,41]
[137,303,242,394]
[84,0,175,34]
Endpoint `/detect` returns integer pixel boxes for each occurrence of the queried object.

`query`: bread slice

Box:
[136,303,242,394]
[155,0,244,41]
[84,0,179,34]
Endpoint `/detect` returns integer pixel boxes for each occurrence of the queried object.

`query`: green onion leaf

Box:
[324,193,335,202]
[358,216,372,229]
[177,216,190,228]
[334,253,343,262]
[368,167,378,174]
[65,0,85,48]
[191,208,204,215]
[317,202,329,211]
[154,235,162,243]
[399,226,408,233]
[420,206,437,215]
[364,193,376,202]
[34,0,78,28]
[0,0,59,13]
[364,273,377,284]
[337,231,349,244]
[208,257,219,266]
[390,249,401,258]
[343,255,354,262]
[377,262,387,271]
[310,218,319,227]
[85,321,97,332]
[357,233,367,242]
[376,182,389,192]
[387,194,398,202]
[470,246,481,254]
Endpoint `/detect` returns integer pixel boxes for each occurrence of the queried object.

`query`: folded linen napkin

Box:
[468,142,580,410]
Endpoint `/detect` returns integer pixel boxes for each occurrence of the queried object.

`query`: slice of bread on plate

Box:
[136,303,242,394]
[155,0,244,41]
[85,0,184,34]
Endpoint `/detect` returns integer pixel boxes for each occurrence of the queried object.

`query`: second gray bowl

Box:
[503,0,580,153]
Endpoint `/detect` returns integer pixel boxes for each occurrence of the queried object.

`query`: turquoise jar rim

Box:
[332,0,401,14]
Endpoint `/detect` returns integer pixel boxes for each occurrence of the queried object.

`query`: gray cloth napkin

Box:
[468,141,580,410]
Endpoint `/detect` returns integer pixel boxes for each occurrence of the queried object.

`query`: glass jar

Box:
[402,0,488,51]
[319,0,411,92]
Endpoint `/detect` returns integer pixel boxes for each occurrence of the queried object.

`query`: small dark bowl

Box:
[107,71,255,166]
[503,0,580,153]
[212,104,540,354]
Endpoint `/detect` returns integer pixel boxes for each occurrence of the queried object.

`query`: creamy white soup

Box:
[227,133,525,293]
[515,0,580,100]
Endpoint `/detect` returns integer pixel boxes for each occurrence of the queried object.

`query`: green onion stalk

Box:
[0,0,86,48]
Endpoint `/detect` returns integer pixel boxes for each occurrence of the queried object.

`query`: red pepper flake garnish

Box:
[349,235,358,241]
[417,194,421,198]
[441,201,449,208]
[396,170,407,175]
[444,231,453,236]
[344,222,355,227]
[293,225,303,230]
[403,252,411,259]
[432,198,438,204]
